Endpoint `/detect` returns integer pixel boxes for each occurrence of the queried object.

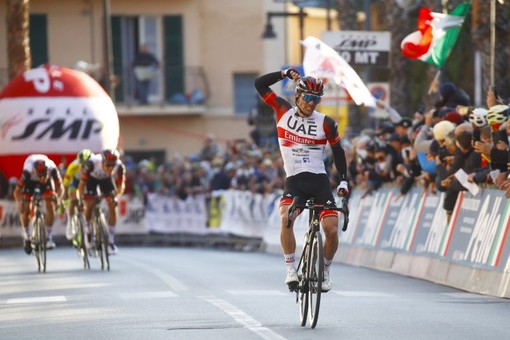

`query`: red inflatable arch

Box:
[0,65,119,179]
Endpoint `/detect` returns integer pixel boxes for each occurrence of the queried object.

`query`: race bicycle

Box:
[287,196,349,329]
[67,200,90,270]
[90,195,111,271]
[30,188,47,273]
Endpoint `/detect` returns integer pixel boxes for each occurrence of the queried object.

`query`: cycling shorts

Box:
[83,177,116,198]
[280,172,338,220]
[21,179,56,200]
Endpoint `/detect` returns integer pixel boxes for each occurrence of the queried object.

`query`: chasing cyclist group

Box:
[13,149,126,256]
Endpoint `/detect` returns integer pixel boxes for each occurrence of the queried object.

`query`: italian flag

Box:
[401,2,471,68]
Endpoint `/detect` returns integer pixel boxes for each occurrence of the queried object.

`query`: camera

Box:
[473,128,481,142]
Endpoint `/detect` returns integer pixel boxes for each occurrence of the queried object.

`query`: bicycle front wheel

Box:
[307,231,323,328]
[95,213,110,271]
[297,238,309,327]
[34,215,47,273]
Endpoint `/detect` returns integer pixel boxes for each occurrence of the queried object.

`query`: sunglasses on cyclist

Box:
[104,162,116,168]
[301,93,321,104]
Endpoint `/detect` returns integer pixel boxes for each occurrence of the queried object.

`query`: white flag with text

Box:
[301,36,376,107]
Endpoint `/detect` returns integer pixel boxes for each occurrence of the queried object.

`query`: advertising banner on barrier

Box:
[378,187,425,252]
[352,190,394,247]
[411,192,448,256]
[444,189,510,270]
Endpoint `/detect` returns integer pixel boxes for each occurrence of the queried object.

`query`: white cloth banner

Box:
[144,193,210,234]
[0,195,146,239]
[219,190,279,238]
[301,36,376,107]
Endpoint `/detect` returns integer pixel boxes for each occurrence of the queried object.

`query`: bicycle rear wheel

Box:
[307,231,323,328]
[297,238,309,327]
[34,215,47,273]
[76,214,90,270]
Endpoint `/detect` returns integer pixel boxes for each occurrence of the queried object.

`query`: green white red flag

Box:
[401,2,471,68]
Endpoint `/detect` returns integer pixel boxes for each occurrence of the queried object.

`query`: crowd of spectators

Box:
[348,82,510,224]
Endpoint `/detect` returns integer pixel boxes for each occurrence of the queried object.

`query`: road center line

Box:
[201,295,287,340]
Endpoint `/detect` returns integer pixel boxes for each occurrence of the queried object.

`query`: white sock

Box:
[324,258,332,272]
[109,227,115,244]
[284,253,295,269]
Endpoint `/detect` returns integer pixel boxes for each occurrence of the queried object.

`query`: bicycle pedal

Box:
[287,281,299,292]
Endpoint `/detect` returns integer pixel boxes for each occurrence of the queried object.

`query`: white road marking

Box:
[202,296,287,340]
[120,291,177,299]
[333,291,395,297]
[6,296,67,304]
[226,290,287,296]
[127,259,188,292]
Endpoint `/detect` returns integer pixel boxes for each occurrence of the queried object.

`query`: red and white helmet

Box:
[295,76,324,96]
[33,160,48,177]
[101,149,119,164]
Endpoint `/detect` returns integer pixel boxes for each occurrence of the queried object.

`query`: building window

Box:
[233,73,257,115]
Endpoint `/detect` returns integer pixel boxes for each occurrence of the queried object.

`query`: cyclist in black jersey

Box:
[255,68,349,292]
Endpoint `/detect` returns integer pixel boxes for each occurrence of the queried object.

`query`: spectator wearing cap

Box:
[376,121,395,142]
[361,146,392,198]
[395,118,413,139]
[386,133,404,178]
[444,111,465,126]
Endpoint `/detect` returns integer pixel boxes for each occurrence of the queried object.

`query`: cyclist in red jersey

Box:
[255,68,349,292]
[78,149,126,254]
[13,154,64,254]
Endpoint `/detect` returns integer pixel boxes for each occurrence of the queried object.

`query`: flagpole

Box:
[428,69,441,95]
[490,0,496,87]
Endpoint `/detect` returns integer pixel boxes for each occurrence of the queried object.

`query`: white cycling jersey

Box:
[84,153,122,180]
[277,108,328,177]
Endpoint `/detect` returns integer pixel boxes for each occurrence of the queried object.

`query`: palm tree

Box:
[6,0,31,80]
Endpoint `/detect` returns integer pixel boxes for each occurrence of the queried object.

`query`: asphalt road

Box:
[1,246,509,340]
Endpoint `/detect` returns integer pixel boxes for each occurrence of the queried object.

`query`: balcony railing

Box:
[0,65,209,111]
[112,64,209,108]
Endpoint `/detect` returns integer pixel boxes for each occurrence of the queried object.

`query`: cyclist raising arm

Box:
[254,69,349,292]
[78,149,126,254]
[13,154,64,253]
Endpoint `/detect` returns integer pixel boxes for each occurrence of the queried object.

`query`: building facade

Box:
[0,0,334,163]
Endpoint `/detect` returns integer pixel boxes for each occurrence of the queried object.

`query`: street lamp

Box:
[261,8,308,60]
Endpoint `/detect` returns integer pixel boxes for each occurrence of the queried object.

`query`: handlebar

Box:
[286,197,349,232]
